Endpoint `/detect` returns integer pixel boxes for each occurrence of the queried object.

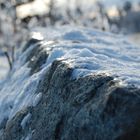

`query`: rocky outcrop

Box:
[0,27,140,140]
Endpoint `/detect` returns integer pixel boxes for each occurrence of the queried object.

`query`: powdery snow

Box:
[39,26,140,86]
[0,26,140,134]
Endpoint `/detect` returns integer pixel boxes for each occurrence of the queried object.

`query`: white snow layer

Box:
[0,56,9,80]
[0,26,140,131]
[21,113,32,129]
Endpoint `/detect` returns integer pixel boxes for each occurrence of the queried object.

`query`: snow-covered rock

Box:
[0,26,140,140]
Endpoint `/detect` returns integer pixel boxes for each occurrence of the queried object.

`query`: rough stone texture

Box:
[0,28,140,140]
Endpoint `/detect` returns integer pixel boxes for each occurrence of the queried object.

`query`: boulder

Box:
[0,26,140,140]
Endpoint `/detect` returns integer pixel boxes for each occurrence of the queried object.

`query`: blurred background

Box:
[0,0,140,79]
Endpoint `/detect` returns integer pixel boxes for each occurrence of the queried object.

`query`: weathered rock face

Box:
[0,27,140,140]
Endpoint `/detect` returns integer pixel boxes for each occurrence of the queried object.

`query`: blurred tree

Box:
[48,0,57,25]
[123,1,132,12]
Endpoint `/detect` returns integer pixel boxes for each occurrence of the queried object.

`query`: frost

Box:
[33,92,42,107]
[63,31,90,42]
[24,133,32,140]
[0,56,9,80]
[0,129,3,138]
[38,26,140,87]
[45,48,65,67]
[0,26,140,137]
[21,113,31,129]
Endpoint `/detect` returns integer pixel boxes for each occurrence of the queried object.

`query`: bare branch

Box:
[4,51,12,70]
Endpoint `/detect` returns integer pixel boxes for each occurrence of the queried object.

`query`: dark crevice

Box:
[0,118,8,130]
[22,38,42,52]
[54,116,65,140]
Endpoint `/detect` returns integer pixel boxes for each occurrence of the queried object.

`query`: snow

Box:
[21,113,31,129]
[45,48,65,67]
[0,56,9,80]
[0,26,140,134]
[0,49,48,125]
[38,26,140,86]
[33,92,42,107]
[63,31,90,42]
[24,133,32,140]
[127,33,140,47]
[16,0,50,19]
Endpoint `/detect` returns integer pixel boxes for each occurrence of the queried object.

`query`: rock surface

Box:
[0,26,140,140]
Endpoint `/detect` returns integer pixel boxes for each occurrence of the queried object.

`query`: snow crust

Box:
[33,92,42,107]
[0,26,140,132]
[21,113,31,129]
[39,26,140,86]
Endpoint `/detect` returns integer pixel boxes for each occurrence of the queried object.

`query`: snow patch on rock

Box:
[32,92,42,107]
[0,26,140,136]
[21,113,31,129]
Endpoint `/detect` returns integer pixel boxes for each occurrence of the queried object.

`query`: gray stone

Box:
[0,27,140,140]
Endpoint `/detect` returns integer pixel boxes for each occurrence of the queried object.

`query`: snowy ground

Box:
[127,33,140,47]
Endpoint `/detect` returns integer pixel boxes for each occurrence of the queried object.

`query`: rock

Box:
[0,26,140,140]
